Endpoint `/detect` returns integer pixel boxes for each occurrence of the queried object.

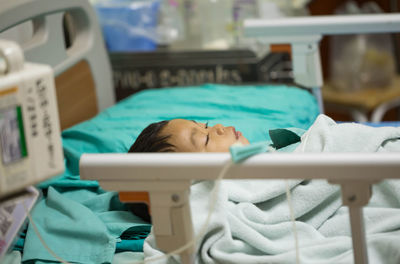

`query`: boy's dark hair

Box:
[128,120,175,153]
[128,120,175,223]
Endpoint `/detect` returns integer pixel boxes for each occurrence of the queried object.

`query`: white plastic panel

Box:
[0,0,115,111]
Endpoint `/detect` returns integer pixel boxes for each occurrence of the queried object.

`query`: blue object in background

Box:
[95,0,160,52]
[363,121,400,127]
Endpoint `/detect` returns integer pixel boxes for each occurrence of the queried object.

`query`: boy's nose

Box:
[213,124,225,135]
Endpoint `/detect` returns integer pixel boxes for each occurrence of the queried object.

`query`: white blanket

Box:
[143,115,400,264]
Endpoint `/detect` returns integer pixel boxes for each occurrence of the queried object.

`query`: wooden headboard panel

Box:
[0,0,115,130]
[55,60,98,130]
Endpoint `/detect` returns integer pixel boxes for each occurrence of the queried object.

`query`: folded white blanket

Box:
[144,115,400,264]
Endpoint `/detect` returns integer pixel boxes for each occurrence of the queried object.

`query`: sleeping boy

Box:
[129,118,302,155]
[127,119,252,222]
[129,119,250,153]
[128,116,400,222]
[129,116,400,154]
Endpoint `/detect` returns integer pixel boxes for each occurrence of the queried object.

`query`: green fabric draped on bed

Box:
[17,84,319,264]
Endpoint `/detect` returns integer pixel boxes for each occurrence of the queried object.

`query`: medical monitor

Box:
[0,40,64,199]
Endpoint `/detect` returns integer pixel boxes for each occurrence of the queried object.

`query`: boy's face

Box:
[161,119,249,152]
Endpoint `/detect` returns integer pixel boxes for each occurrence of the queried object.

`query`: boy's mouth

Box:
[236,131,242,140]
[233,127,241,140]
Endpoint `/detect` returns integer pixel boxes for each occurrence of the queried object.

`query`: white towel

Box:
[144,115,400,264]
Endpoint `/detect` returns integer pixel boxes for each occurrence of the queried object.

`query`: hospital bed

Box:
[1,0,400,264]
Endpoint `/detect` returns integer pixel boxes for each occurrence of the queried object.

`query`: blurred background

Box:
[90,0,400,122]
[2,0,400,122]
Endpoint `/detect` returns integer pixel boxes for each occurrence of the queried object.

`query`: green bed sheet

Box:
[61,84,318,179]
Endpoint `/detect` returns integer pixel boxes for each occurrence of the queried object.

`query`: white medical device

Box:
[0,39,64,199]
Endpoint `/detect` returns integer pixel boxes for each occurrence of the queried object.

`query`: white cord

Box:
[130,160,233,264]
[24,160,299,264]
[138,160,302,264]
[285,180,300,264]
[22,202,71,264]
[17,161,232,264]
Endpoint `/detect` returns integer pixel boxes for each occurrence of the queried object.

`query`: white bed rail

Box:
[244,14,400,37]
[244,14,400,114]
[80,152,400,264]
[80,152,400,181]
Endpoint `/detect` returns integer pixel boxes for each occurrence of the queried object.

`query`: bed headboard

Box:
[0,0,115,130]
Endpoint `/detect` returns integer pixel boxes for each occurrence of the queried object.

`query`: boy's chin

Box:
[232,140,250,147]
[241,138,250,145]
